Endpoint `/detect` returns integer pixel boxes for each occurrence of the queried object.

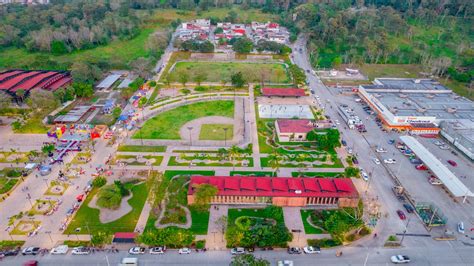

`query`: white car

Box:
[303,246,321,254]
[373,158,381,165]
[71,247,90,255]
[458,222,465,234]
[391,255,411,264]
[347,148,353,154]
[376,147,387,153]
[335,119,340,125]
[149,246,165,255]
[361,171,369,181]
[384,158,397,164]
[439,145,450,150]
[128,247,145,255]
[178,248,191,254]
[278,260,294,266]
[231,247,245,255]
[50,245,68,255]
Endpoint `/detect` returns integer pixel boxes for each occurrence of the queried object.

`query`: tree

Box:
[228,145,241,171]
[267,150,282,175]
[71,62,102,83]
[230,254,270,266]
[112,107,122,118]
[215,215,228,235]
[138,97,147,108]
[232,38,254,54]
[130,57,153,79]
[41,143,55,155]
[193,71,207,86]
[178,71,189,86]
[345,167,360,177]
[0,92,12,107]
[231,72,246,88]
[72,83,94,98]
[26,89,58,112]
[191,184,218,211]
[146,171,163,209]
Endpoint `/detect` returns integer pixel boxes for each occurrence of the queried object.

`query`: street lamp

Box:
[399,217,411,246]
[223,127,228,146]
[187,127,193,146]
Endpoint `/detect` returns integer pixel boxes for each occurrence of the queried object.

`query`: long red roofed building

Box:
[0,69,72,95]
[188,176,359,207]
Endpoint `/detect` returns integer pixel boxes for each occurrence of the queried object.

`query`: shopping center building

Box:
[188,176,359,208]
[358,78,473,135]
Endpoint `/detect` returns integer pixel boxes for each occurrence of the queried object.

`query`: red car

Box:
[397,210,406,220]
[447,160,457,166]
[416,164,428,170]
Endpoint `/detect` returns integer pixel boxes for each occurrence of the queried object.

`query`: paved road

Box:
[2,245,474,265]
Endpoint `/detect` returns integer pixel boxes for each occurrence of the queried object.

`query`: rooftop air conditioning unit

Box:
[414,79,421,84]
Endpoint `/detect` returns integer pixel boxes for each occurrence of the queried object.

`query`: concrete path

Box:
[248,85,261,168]
[283,207,308,247]
[88,193,133,224]
[206,205,228,250]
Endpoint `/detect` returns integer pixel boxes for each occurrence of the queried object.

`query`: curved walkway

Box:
[155,176,191,229]
[179,116,234,141]
[88,191,133,224]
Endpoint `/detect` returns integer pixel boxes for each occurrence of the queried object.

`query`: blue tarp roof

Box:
[118,115,128,121]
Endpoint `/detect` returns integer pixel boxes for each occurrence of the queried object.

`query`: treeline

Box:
[0,1,142,54]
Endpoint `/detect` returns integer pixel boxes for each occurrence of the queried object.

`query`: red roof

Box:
[262,88,306,97]
[0,70,71,92]
[268,23,279,28]
[113,232,137,239]
[189,176,358,198]
[277,119,314,133]
[233,28,246,34]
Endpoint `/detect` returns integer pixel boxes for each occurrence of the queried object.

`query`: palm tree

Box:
[228,145,241,171]
[295,153,308,172]
[267,149,282,175]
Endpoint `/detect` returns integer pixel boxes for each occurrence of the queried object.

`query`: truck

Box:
[392,186,406,201]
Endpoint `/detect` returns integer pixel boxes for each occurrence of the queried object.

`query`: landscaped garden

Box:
[199,124,233,141]
[230,171,275,177]
[292,172,344,178]
[168,145,253,167]
[111,154,163,166]
[302,202,370,246]
[117,145,166,152]
[226,206,292,248]
[164,62,290,83]
[65,180,148,234]
[134,100,234,139]
[0,168,23,195]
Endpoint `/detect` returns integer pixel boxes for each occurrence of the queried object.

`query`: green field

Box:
[228,208,285,227]
[65,182,148,234]
[134,101,234,139]
[167,62,290,83]
[199,124,233,141]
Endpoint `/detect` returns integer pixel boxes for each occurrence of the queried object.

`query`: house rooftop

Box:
[276,119,314,133]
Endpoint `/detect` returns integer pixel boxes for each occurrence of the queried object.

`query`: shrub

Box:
[195,240,205,249]
[114,180,130,196]
[96,184,122,209]
[307,238,342,247]
[194,86,208,92]
[91,232,111,247]
[388,235,398,242]
[92,176,107,188]
[6,169,21,177]
[138,227,194,248]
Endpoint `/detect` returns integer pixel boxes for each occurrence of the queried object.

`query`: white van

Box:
[119,257,138,266]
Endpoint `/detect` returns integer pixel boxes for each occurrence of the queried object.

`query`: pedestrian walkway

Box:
[283,207,308,247]
[206,205,228,250]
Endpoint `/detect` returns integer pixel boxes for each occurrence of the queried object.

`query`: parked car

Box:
[376,147,387,153]
[439,145,450,150]
[23,260,38,266]
[22,247,40,256]
[120,257,138,265]
[373,158,381,165]
[434,140,443,146]
[149,247,166,255]
[128,247,145,255]
[231,247,245,255]
[178,248,191,254]
[341,140,347,146]
[2,249,19,256]
[451,150,458,156]
[396,210,406,220]
[416,164,428,170]
[388,139,395,144]
[458,222,465,234]
[352,157,359,164]
[278,260,294,266]
[447,160,457,166]
[287,247,302,254]
[384,158,396,164]
[347,148,353,154]
[391,255,411,264]
[303,246,321,254]
[361,171,369,181]
[403,204,414,213]
[50,245,68,255]
[409,158,422,164]
[71,247,90,255]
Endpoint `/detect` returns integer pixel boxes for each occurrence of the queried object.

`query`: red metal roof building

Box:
[261,88,306,97]
[0,69,72,95]
[275,119,315,142]
[188,176,359,207]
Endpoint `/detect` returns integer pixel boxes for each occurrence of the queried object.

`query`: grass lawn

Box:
[168,156,253,167]
[0,178,19,194]
[0,240,25,249]
[230,171,275,177]
[134,100,234,139]
[199,124,233,141]
[189,206,210,235]
[13,118,49,134]
[117,145,166,152]
[228,208,285,227]
[167,62,289,83]
[355,64,424,81]
[300,210,324,234]
[65,182,148,234]
[292,172,344,178]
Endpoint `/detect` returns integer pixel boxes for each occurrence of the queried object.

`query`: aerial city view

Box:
[0,0,472,265]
